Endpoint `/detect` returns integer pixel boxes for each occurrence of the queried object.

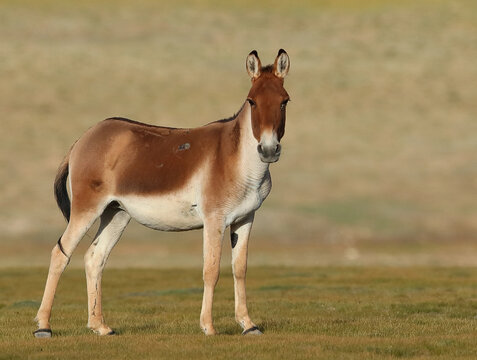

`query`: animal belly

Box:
[119,194,203,231]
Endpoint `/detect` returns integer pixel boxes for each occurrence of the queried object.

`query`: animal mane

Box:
[211,102,246,125]
[105,117,178,130]
[106,101,247,129]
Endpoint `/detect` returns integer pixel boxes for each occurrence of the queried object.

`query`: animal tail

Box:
[54,148,72,222]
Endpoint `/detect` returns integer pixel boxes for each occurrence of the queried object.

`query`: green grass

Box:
[1,266,477,359]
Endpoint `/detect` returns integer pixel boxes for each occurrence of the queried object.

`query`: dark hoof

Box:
[33,328,52,338]
[107,330,116,336]
[242,326,263,336]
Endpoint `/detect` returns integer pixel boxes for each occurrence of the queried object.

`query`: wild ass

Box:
[34,49,290,337]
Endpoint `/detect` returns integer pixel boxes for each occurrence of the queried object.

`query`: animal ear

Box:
[246,50,261,80]
[273,49,290,78]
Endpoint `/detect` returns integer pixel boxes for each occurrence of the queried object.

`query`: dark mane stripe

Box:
[104,117,178,130]
[108,102,246,129]
[210,102,246,125]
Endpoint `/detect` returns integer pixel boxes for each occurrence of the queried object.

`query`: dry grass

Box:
[2,266,477,359]
[0,0,476,265]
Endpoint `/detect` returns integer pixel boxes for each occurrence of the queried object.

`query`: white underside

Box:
[119,193,203,231]
[116,170,271,231]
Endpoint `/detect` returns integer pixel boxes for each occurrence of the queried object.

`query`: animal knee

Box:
[203,266,220,286]
[233,267,247,280]
[232,257,247,280]
[84,249,102,273]
[50,246,69,271]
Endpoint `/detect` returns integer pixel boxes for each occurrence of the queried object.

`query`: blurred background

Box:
[0,0,476,268]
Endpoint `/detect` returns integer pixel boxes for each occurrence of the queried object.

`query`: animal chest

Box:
[225,171,272,226]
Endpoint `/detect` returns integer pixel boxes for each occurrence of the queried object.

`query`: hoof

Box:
[201,325,217,336]
[33,328,52,338]
[242,326,262,336]
[89,324,115,336]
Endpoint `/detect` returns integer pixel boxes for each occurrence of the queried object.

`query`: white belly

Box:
[119,193,203,231]
[117,171,272,231]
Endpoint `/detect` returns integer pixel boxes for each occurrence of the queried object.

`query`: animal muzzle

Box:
[257,142,281,163]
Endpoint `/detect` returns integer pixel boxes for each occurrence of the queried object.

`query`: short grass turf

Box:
[1,267,477,359]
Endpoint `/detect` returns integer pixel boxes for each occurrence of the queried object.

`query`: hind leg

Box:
[84,206,130,335]
[34,207,103,338]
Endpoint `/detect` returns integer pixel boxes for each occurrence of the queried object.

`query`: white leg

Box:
[84,207,130,335]
[230,213,262,335]
[35,210,99,337]
[199,218,225,335]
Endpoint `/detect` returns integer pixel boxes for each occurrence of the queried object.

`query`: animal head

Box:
[246,49,290,163]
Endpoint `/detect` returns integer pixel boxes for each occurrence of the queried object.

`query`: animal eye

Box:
[247,98,256,107]
[280,100,289,110]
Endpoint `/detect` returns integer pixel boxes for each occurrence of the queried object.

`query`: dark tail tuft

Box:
[54,152,71,222]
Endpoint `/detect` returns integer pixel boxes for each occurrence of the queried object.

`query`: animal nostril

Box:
[275,144,281,154]
[257,144,264,154]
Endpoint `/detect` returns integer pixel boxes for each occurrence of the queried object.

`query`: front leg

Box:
[200,218,225,335]
[230,213,262,335]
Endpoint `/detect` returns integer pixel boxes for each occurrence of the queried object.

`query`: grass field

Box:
[1,266,477,359]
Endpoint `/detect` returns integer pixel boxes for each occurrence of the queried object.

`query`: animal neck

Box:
[234,102,270,180]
